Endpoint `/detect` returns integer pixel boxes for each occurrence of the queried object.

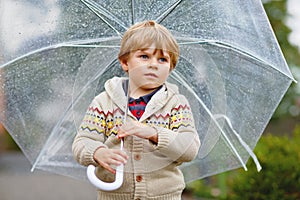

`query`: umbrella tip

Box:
[257,165,262,172]
[30,165,36,172]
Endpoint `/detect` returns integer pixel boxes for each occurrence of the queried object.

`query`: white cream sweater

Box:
[72,77,200,200]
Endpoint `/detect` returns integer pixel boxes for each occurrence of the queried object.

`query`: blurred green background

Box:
[1,0,299,199]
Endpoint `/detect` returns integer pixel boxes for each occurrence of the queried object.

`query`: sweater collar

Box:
[105,76,179,120]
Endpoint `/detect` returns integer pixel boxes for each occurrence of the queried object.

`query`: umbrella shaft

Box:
[120,138,124,150]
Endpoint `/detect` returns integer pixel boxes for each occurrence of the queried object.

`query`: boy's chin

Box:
[132,80,161,89]
[130,83,161,97]
[140,83,161,90]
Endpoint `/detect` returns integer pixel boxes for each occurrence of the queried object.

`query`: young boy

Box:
[72,20,200,200]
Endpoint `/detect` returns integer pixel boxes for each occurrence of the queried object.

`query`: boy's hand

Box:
[93,147,128,174]
[118,121,158,144]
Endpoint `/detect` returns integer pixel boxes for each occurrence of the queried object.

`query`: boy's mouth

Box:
[144,73,158,78]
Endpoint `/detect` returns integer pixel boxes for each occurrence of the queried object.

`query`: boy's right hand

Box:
[93,147,128,174]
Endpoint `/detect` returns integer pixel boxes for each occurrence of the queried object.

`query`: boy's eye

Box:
[159,58,168,62]
[140,55,148,59]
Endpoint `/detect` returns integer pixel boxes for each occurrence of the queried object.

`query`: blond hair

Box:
[118,20,179,69]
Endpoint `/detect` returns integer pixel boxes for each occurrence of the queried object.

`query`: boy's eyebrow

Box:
[138,48,170,58]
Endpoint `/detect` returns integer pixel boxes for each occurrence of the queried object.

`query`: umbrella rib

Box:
[0,45,61,69]
[214,114,262,172]
[170,70,249,171]
[130,0,135,25]
[178,39,296,82]
[155,0,183,24]
[63,44,120,48]
[80,0,126,37]
[31,98,78,172]
[70,57,121,130]
[71,60,119,105]
[0,40,120,69]
[32,58,120,171]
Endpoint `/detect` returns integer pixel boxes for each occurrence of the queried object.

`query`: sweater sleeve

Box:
[154,95,201,163]
[72,98,108,166]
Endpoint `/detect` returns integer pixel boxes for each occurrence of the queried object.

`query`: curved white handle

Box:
[86,164,124,191]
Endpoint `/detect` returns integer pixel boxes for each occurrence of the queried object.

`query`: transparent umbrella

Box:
[0,0,295,185]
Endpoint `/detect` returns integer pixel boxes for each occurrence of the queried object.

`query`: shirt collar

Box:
[122,79,162,104]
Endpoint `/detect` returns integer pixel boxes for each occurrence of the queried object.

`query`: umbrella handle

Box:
[86,164,124,191]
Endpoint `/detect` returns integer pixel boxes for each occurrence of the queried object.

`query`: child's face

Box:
[120,44,171,95]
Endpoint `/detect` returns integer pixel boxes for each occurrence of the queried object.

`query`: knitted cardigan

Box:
[72,77,200,200]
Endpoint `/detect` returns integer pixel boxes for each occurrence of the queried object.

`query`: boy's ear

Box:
[119,59,128,72]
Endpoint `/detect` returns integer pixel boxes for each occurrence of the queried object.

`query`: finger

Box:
[109,156,126,166]
[119,150,129,159]
[112,149,129,163]
[118,132,129,138]
[98,161,116,174]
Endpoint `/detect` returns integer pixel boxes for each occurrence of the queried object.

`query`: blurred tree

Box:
[264,0,300,66]
[263,0,300,118]
[229,126,300,200]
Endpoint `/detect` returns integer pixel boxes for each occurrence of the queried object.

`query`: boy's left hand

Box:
[118,120,158,144]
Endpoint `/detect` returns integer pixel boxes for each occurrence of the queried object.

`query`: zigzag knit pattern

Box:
[80,107,124,136]
[80,104,193,136]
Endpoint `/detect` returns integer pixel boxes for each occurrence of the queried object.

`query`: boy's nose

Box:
[148,59,158,69]
[148,63,158,69]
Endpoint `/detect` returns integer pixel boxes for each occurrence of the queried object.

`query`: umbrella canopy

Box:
[0,0,295,183]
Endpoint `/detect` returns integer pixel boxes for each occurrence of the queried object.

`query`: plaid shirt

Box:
[128,86,162,120]
[123,80,162,120]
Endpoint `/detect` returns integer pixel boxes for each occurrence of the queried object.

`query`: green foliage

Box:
[186,173,231,199]
[264,0,300,68]
[229,126,300,200]
[186,179,216,199]
[0,128,19,151]
[187,126,300,199]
